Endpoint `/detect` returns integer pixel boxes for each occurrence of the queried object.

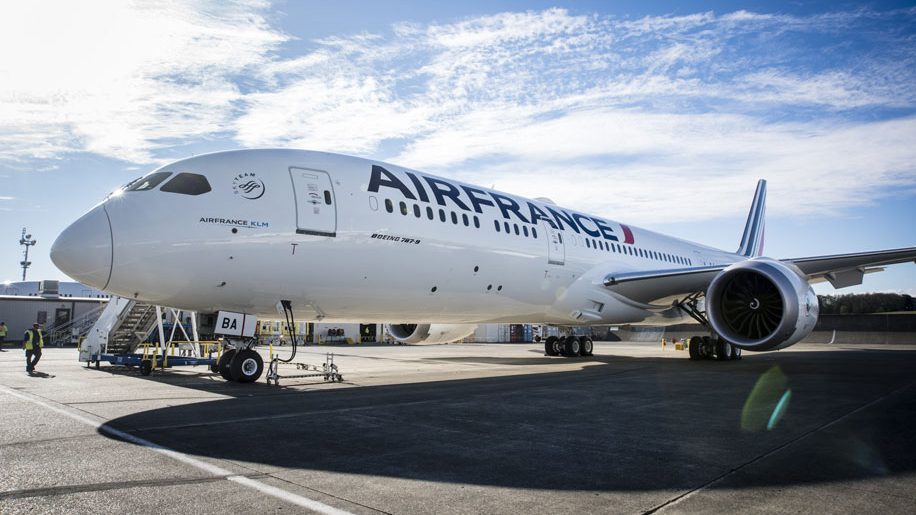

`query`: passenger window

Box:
[462,213,469,226]
[586,239,591,249]
[160,173,211,195]
[427,207,434,220]
[532,228,537,239]
[494,220,501,232]
[439,209,446,222]
[513,224,520,235]
[385,199,393,213]
[504,222,510,233]
[413,204,421,217]
[324,191,332,205]
[400,201,408,215]
[126,171,172,192]
[451,211,458,224]
[473,216,480,228]
[523,226,529,237]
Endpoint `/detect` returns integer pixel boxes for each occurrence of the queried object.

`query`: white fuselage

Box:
[54,149,742,325]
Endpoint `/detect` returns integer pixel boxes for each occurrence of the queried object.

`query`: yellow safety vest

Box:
[0,325,7,337]
[24,330,43,350]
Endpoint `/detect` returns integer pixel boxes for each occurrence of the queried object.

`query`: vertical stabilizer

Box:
[736,180,767,257]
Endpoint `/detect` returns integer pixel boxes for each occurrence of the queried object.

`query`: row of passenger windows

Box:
[583,237,691,265]
[381,197,691,265]
[385,199,482,228]
[125,171,211,196]
[495,219,538,239]
[384,198,545,240]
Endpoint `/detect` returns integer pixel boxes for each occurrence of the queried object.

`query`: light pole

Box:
[19,228,37,281]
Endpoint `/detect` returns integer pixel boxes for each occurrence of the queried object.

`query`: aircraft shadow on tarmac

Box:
[99,349,916,492]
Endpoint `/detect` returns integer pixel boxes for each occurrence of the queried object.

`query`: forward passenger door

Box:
[289,167,337,237]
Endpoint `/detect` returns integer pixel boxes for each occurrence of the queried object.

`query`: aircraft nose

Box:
[51,205,113,289]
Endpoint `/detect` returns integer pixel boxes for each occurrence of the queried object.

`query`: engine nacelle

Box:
[385,324,478,345]
[707,258,818,351]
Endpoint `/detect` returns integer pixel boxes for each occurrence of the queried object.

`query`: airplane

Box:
[50,149,916,382]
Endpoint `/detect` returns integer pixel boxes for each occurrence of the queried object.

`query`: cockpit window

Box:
[126,172,172,192]
[160,173,211,196]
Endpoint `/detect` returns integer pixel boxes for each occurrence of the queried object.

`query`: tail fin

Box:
[736,179,767,257]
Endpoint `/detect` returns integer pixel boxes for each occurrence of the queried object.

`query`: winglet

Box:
[736,180,767,257]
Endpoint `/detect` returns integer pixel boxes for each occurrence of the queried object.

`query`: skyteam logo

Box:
[232,172,265,200]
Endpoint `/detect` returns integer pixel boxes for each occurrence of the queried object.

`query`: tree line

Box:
[818,293,915,314]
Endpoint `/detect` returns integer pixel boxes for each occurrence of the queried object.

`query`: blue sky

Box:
[1,1,914,294]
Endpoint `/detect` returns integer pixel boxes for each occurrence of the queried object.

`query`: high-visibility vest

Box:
[0,325,7,337]
[24,330,43,350]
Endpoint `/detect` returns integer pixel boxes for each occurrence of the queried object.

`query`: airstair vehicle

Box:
[79,297,345,383]
[79,296,219,375]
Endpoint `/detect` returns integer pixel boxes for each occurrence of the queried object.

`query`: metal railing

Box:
[45,304,108,346]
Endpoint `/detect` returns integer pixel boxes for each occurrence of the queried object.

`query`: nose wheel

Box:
[231,349,264,383]
[214,347,265,382]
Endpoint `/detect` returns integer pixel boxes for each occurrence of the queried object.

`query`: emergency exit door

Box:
[290,167,337,237]
[543,221,565,265]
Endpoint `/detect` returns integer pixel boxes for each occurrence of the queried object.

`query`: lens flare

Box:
[741,366,791,432]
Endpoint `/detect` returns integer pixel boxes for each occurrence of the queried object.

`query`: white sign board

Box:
[215,311,257,337]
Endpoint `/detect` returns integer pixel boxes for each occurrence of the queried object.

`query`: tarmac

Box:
[1,341,914,514]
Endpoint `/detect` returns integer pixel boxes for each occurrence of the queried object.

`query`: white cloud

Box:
[0,0,286,163]
[228,7,916,224]
[2,4,915,227]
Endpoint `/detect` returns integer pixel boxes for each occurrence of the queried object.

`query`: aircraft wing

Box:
[783,246,916,288]
[602,246,916,305]
[603,266,726,305]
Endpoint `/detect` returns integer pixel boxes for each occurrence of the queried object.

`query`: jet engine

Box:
[385,324,477,345]
[706,258,818,351]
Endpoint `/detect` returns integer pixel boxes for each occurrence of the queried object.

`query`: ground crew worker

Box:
[0,321,7,351]
[24,323,44,373]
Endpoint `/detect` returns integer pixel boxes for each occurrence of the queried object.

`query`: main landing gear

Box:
[212,341,264,383]
[687,335,742,361]
[544,335,593,357]
[678,291,743,362]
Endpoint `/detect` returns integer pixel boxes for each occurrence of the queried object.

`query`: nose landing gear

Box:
[213,343,265,382]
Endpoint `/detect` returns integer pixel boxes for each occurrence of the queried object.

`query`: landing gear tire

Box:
[139,359,153,376]
[545,336,560,356]
[688,336,700,360]
[730,344,742,360]
[218,349,236,381]
[578,336,593,356]
[230,349,264,383]
[715,340,731,361]
[563,337,581,357]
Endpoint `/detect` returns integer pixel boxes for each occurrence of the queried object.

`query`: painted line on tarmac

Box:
[0,385,354,515]
[643,380,915,514]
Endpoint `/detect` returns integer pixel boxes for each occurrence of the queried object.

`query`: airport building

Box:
[0,280,110,347]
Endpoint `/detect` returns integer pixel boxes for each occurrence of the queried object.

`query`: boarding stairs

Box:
[80,297,159,362]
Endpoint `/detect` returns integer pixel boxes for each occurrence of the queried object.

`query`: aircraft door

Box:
[289,167,337,237]
[543,221,565,265]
